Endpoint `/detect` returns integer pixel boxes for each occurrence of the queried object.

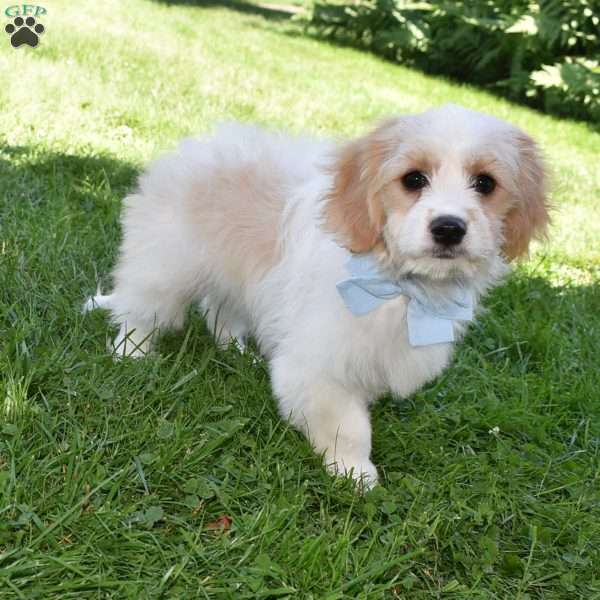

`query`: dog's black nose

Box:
[430,216,467,246]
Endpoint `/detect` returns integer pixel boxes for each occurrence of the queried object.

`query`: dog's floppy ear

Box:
[502,133,550,260]
[324,122,394,253]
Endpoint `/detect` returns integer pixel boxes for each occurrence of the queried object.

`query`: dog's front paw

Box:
[326,456,379,490]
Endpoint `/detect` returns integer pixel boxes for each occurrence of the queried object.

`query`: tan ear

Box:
[502,133,550,260]
[324,126,391,253]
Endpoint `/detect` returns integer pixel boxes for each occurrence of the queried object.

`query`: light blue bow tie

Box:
[336,254,474,347]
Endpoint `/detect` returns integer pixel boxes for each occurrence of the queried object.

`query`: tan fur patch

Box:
[380,180,419,220]
[324,139,383,253]
[502,133,550,260]
[324,119,401,253]
[189,161,284,282]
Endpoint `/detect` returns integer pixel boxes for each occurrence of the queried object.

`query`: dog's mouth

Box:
[431,248,464,260]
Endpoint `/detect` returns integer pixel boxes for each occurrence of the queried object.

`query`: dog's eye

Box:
[473,174,496,195]
[402,171,428,191]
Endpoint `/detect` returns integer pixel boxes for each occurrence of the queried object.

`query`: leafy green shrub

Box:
[309,0,600,122]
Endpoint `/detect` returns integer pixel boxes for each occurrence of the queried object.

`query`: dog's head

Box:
[325,104,549,280]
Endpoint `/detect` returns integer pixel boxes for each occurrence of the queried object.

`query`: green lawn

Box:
[1,0,599,597]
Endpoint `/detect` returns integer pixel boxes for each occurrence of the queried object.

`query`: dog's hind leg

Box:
[84,200,200,358]
[105,269,195,358]
[84,290,176,358]
[200,296,249,351]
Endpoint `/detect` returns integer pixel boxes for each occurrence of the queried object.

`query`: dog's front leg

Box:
[274,367,378,487]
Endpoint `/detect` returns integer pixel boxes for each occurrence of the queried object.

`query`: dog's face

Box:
[326,105,549,280]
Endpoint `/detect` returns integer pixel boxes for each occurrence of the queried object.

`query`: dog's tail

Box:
[82,290,115,314]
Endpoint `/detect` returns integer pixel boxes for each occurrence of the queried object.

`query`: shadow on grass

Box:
[151,0,300,20]
[0,145,139,203]
[0,144,139,294]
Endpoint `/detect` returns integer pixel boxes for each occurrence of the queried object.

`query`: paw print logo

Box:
[5,16,45,48]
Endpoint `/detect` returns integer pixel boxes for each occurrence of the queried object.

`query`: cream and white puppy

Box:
[86,104,548,486]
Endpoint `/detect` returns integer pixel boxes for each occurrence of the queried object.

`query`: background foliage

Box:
[310,0,600,123]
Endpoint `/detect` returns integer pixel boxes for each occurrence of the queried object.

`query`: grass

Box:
[0,0,599,597]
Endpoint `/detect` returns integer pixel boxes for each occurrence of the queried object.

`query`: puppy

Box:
[86,104,548,486]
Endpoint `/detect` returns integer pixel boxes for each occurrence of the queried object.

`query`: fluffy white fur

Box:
[85,104,548,487]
